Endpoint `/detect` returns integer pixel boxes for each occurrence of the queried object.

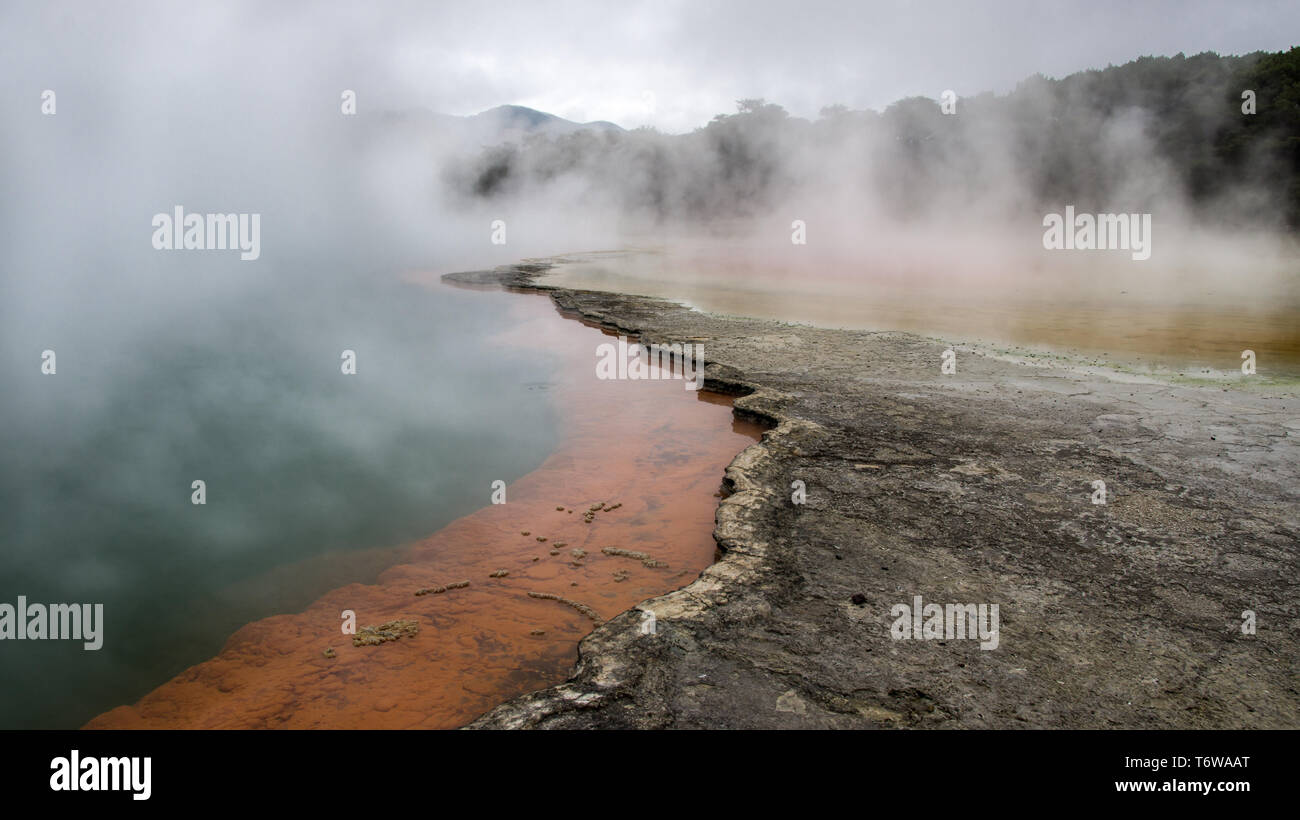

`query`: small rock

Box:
[352,619,419,647]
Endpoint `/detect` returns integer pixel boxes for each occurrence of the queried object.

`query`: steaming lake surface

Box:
[0,272,561,729]
[545,242,1300,379]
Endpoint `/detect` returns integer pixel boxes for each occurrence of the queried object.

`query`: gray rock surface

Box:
[446,262,1299,729]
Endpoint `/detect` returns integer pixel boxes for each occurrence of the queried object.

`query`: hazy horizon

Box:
[6,1,1300,134]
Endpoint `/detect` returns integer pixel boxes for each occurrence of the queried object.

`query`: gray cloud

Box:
[5,0,1297,133]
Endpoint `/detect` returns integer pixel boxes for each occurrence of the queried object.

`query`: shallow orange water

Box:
[546,239,1300,377]
[86,288,762,729]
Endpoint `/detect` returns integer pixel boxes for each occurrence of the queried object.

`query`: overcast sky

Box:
[3,0,1297,133]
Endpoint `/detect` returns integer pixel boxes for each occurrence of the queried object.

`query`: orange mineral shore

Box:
[86,289,763,729]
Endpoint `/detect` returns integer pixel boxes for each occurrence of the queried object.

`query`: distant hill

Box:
[468,104,623,136]
[377,104,623,148]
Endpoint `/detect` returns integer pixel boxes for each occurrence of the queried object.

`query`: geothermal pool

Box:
[543,239,1300,379]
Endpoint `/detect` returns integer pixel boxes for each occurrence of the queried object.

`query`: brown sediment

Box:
[414,581,470,597]
[85,286,763,730]
[601,547,650,560]
[352,620,420,647]
[525,592,603,624]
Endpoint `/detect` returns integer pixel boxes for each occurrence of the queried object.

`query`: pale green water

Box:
[0,272,559,729]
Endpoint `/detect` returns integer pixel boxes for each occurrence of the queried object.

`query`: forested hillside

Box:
[448,48,1300,228]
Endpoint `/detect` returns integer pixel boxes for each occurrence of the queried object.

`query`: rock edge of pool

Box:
[445,260,1299,730]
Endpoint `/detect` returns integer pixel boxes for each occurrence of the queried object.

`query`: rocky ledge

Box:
[444,262,1299,729]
